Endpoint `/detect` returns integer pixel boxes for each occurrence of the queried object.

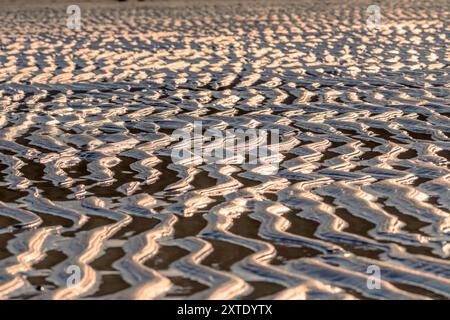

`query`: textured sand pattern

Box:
[0,0,449,299]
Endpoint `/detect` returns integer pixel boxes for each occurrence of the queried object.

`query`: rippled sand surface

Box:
[0,0,449,299]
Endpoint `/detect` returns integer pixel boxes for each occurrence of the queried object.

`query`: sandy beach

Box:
[0,0,449,299]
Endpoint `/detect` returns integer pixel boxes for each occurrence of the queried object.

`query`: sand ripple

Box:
[0,0,449,299]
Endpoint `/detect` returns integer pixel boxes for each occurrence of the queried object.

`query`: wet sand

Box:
[0,0,449,299]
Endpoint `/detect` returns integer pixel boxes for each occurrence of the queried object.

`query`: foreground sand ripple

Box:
[0,0,449,299]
